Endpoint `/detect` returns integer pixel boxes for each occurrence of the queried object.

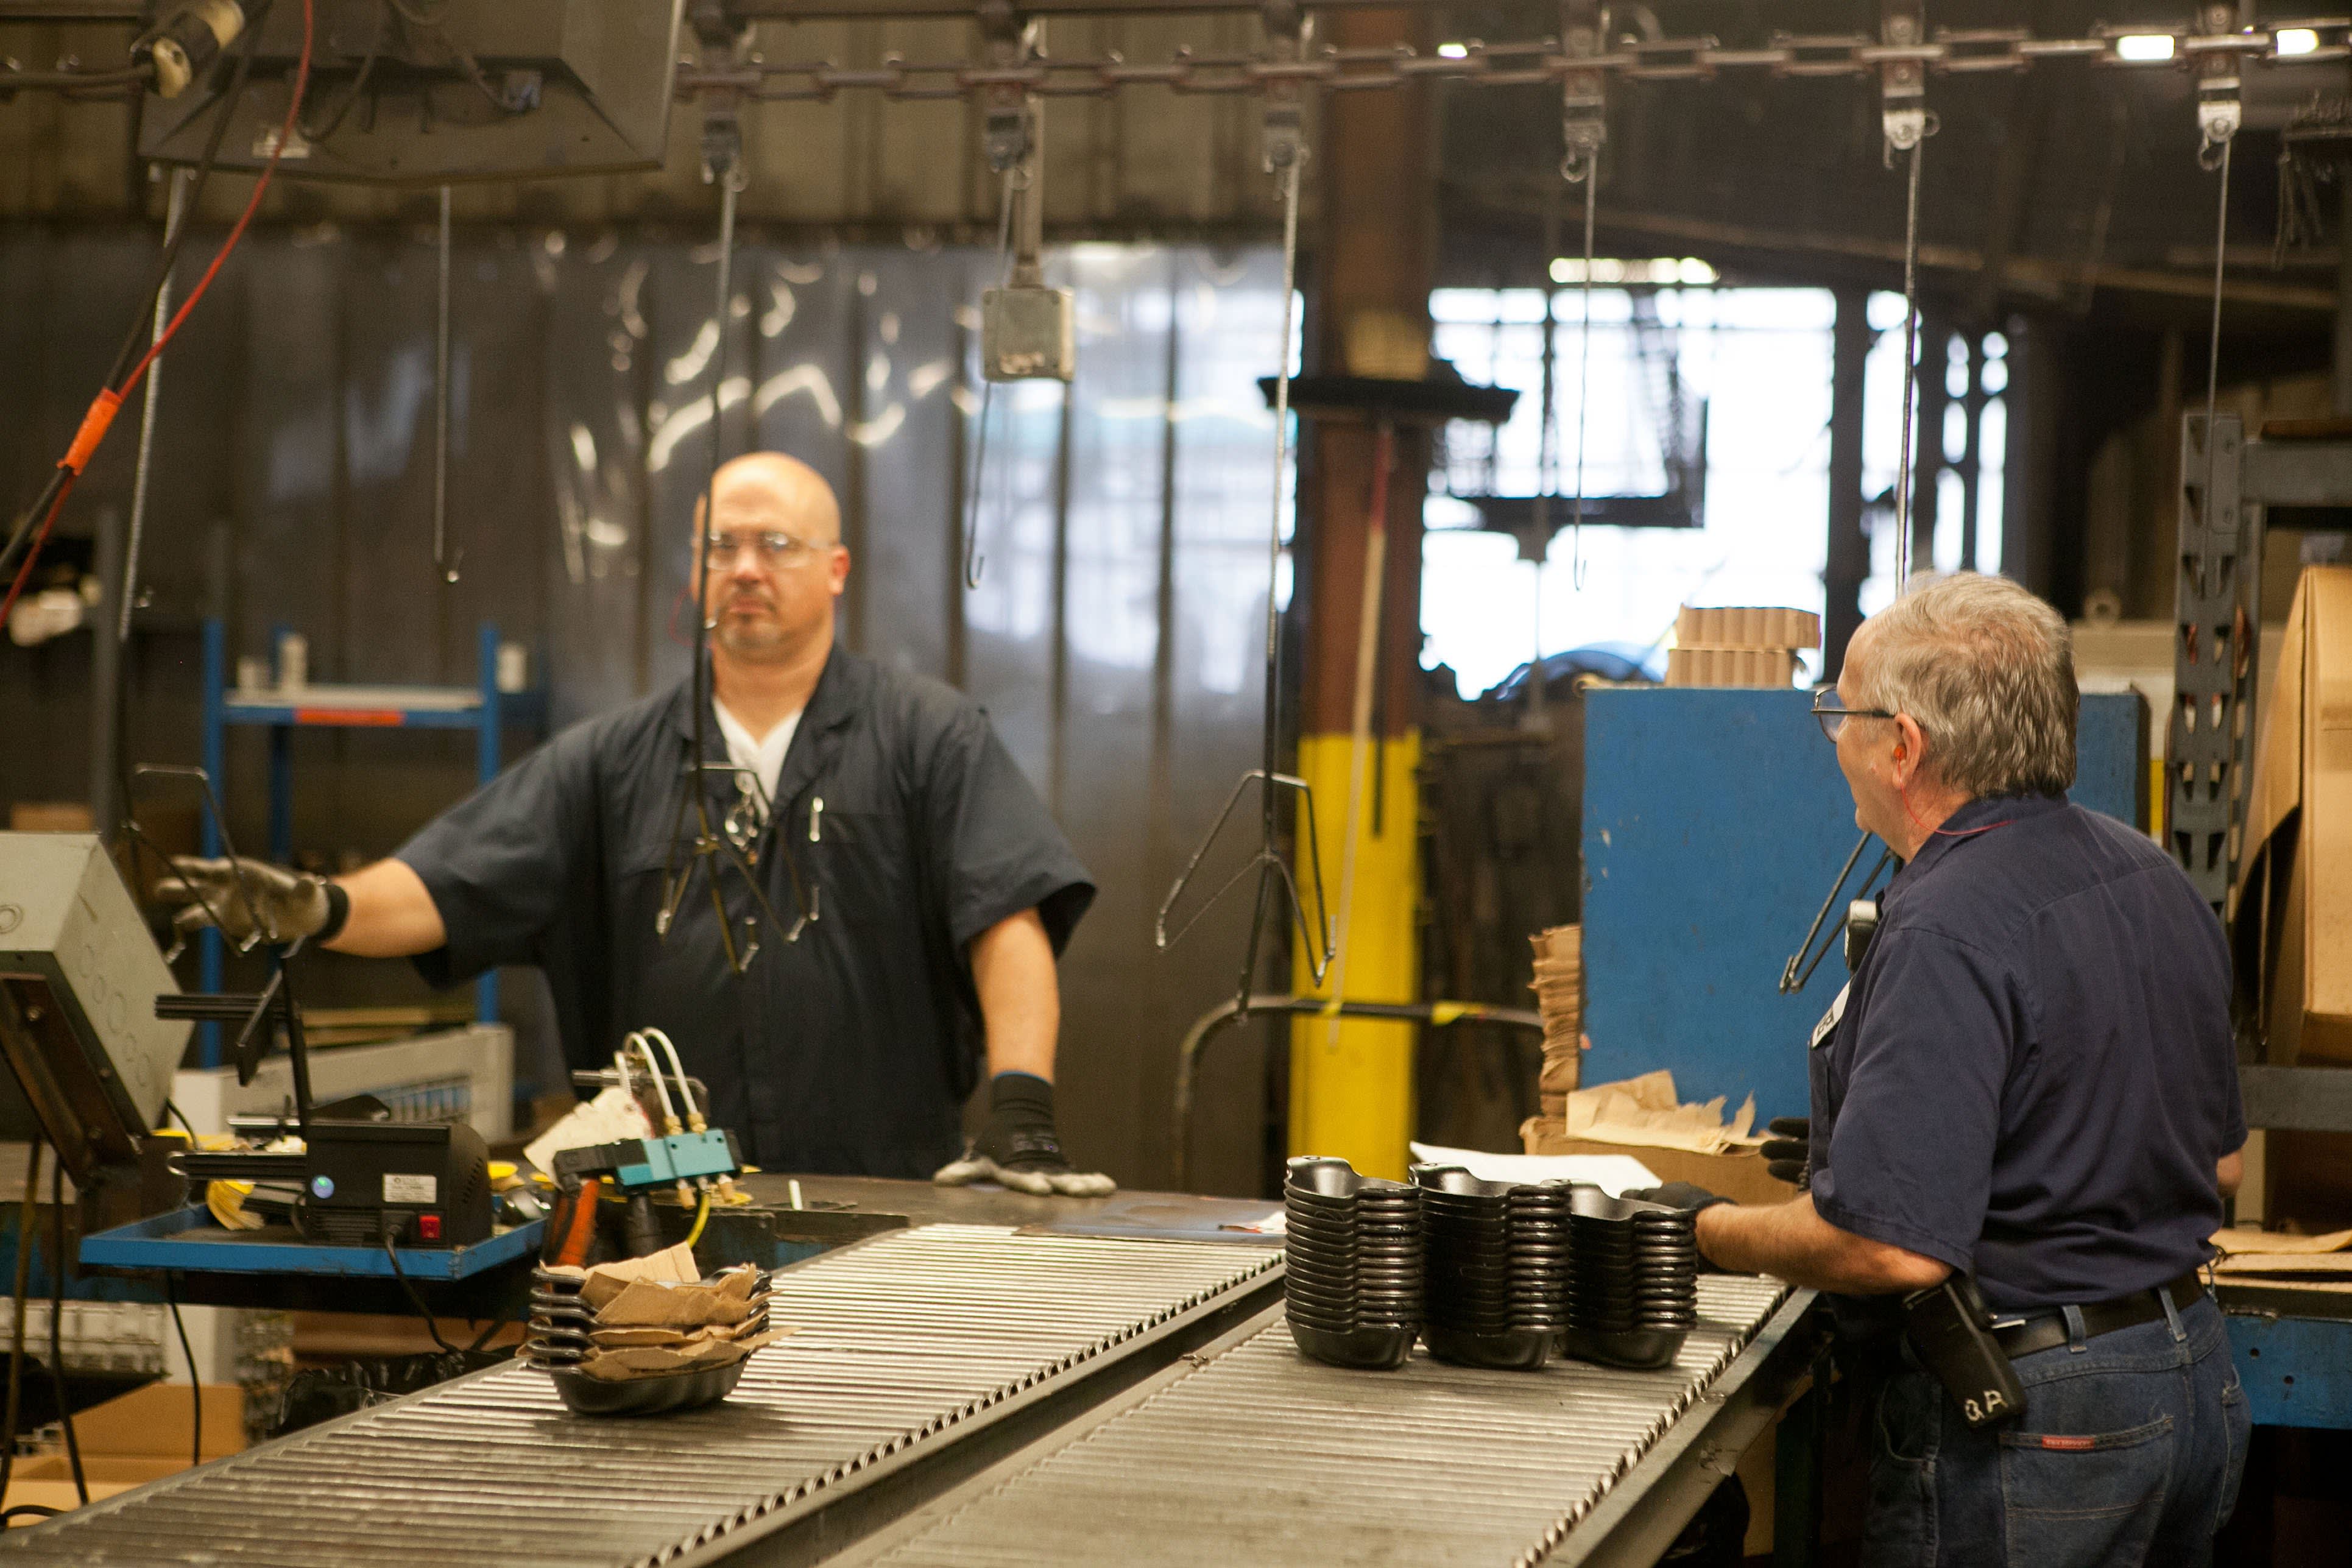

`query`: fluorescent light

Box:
[1436,41,1469,58]
[2115,34,2177,62]
[2276,27,2320,56]
[1548,256,1717,286]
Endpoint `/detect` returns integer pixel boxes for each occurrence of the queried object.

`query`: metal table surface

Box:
[0,1225,1282,1567]
[834,1276,1811,1568]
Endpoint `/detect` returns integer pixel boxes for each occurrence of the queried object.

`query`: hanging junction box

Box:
[981,285,1076,381]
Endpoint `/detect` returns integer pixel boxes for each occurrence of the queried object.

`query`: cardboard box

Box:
[5,1455,192,1519]
[5,803,93,833]
[2234,567,2352,1230]
[1519,1118,1790,1208]
[2236,567,2352,1064]
[58,1382,244,1460]
[1,1383,242,1525]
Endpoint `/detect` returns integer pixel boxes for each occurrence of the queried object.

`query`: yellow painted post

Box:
[1290,730,1421,1179]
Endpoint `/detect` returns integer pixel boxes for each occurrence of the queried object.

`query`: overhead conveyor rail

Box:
[838,1276,1803,1568]
[0,1226,1282,1568]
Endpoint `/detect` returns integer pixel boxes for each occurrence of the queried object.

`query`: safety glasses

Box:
[1810,691,1897,742]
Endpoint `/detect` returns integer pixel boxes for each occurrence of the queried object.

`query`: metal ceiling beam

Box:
[0,2,143,18]
[0,0,1438,23]
[719,0,1435,15]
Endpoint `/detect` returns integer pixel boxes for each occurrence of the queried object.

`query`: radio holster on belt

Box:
[1902,1274,2027,1430]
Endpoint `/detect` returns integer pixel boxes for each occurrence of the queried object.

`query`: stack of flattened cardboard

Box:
[2209,1226,2352,1298]
[1665,606,1821,690]
[546,1247,786,1382]
[1520,1070,1781,1207]
[1529,925,1583,1115]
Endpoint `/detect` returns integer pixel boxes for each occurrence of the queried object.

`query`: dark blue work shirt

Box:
[1809,793,2244,1316]
[395,646,1094,1178]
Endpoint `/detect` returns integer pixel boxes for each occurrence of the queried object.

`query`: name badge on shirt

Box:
[1810,981,1849,1050]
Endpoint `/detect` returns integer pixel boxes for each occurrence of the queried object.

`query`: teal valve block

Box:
[615,1130,741,1191]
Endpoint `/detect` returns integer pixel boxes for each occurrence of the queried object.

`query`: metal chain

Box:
[674,19,2347,104]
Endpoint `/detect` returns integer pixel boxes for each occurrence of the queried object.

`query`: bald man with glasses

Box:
[162,453,1110,1195]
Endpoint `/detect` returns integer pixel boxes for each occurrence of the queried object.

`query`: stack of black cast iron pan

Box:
[1283,1156,1422,1370]
[1505,1179,1571,1339]
[1411,1165,1556,1371]
[1561,1184,1700,1370]
[523,1265,593,1369]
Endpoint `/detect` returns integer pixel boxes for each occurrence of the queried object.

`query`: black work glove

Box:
[152,855,342,948]
[1761,1117,1812,1188]
[1623,1181,1732,1215]
[933,1073,1115,1198]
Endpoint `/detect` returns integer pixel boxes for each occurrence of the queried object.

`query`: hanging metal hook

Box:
[1156,115,1335,1017]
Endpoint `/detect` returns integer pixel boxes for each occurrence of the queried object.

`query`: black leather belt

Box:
[1991,1269,2208,1361]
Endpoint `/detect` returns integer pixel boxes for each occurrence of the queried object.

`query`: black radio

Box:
[1902,1274,2029,1430]
[294,1120,494,1248]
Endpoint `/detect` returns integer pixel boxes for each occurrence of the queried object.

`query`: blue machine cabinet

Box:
[2223,1309,2352,1430]
[1580,688,2149,1122]
[197,619,545,1065]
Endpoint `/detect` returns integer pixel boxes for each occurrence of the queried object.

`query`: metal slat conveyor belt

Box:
[853,1275,1793,1567]
[0,1226,1280,1568]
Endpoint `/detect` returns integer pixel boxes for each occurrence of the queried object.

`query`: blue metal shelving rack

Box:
[196,618,545,1067]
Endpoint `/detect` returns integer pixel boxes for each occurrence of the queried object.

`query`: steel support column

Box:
[1910,315,1947,576]
[1823,289,1871,680]
[2338,182,2352,418]
[1288,3,1435,1179]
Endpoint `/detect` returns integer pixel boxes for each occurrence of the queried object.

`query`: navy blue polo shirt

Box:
[396,647,1094,1179]
[1809,793,2244,1315]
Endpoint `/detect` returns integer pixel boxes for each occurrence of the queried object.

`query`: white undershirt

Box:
[713,698,803,810]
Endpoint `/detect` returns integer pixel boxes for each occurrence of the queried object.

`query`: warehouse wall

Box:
[0,224,1298,1198]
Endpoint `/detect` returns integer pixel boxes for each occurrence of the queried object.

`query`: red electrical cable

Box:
[1901,776,2015,841]
[1,0,314,631]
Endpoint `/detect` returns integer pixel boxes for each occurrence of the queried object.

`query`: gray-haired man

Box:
[1651,574,2249,1565]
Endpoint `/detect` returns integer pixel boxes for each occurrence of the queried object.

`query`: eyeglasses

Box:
[1811,691,1897,742]
[705,530,825,570]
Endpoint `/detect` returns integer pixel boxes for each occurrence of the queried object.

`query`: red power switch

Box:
[417,1213,442,1242]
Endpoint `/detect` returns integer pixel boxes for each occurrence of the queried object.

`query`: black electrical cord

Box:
[464,1312,510,1355]
[0,1143,40,1508]
[1,1505,63,1522]
[379,1238,459,1355]
[164,1100,199,1142]
[163,1274,202,1471]
[298,0,387,142]
[46,1153,86,1507]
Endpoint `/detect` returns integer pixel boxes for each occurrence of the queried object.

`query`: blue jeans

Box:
[1863,1293,2250,1567]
